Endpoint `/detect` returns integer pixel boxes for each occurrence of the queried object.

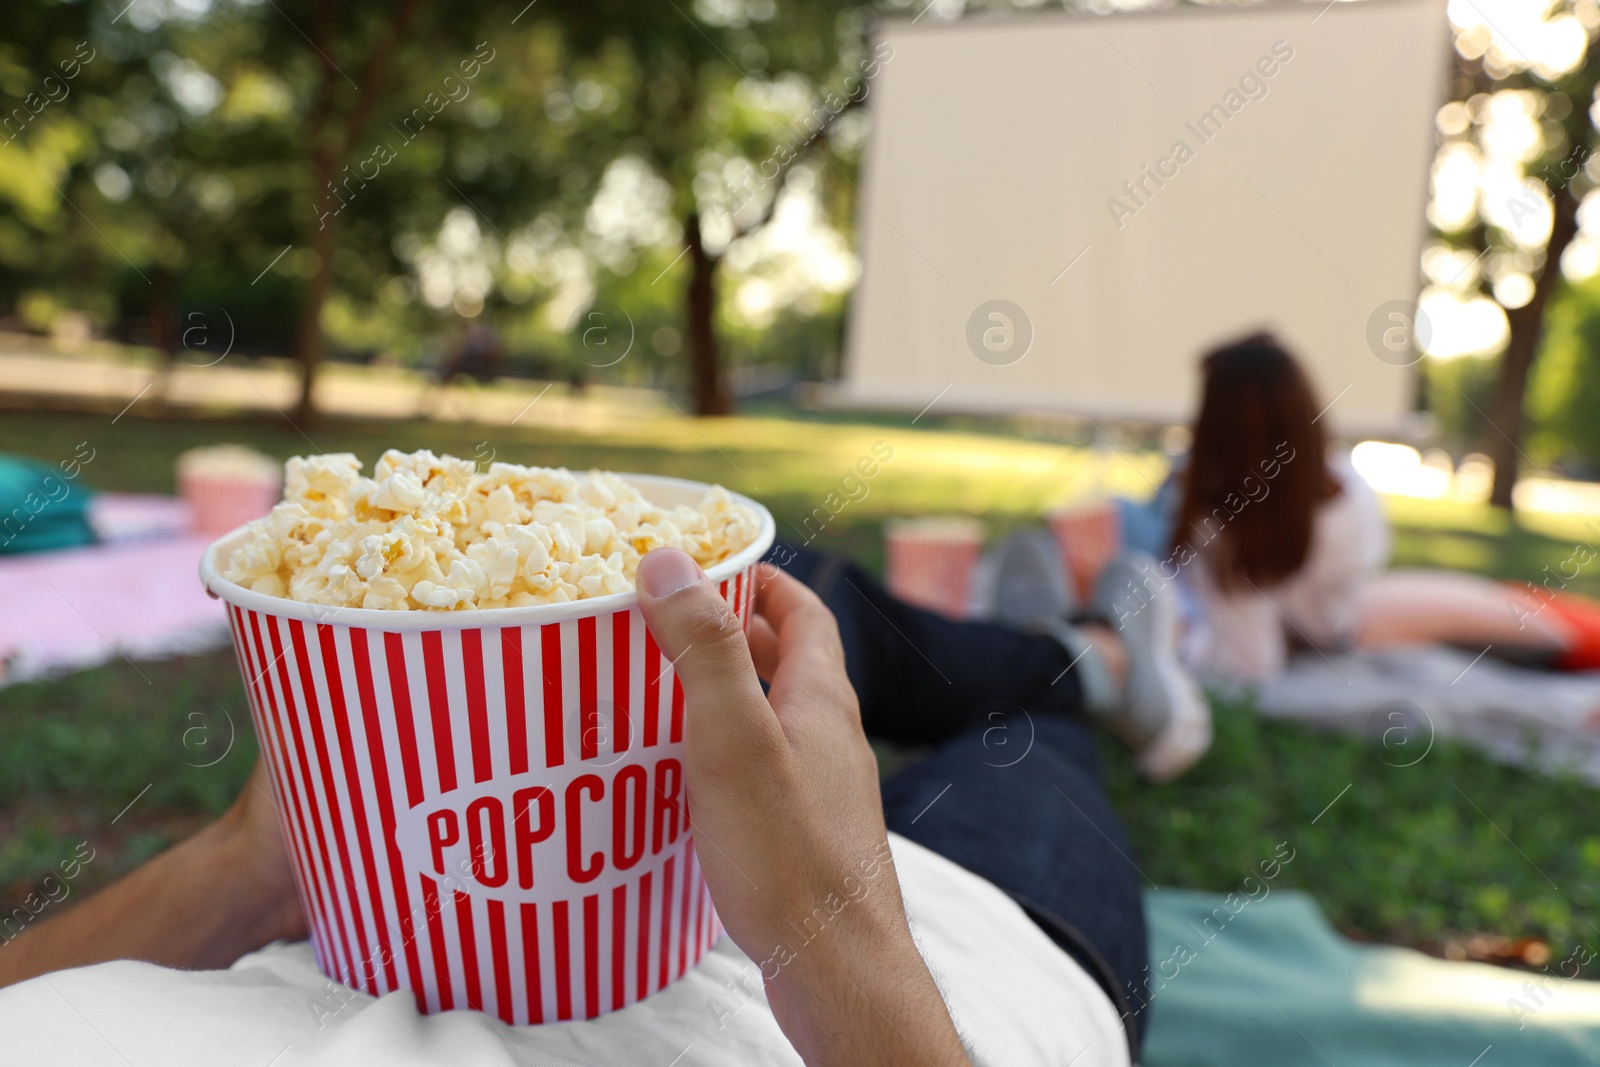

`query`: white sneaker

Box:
[1091,551,1212,782]
[981,529,1077,630]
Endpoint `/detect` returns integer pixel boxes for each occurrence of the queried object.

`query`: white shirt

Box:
[0,835,1128,1067]
[1183,453,1390,683]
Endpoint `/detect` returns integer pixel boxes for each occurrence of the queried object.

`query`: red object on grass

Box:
[884,518,985,619]
[1516,584,1600,671]
[1047,501,1122,603]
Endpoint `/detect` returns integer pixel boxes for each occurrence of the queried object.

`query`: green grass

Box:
[1,406,1598,974]
[0,650,257,907]
[1100,698,1600,965]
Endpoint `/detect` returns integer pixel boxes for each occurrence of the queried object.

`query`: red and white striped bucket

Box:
[883,517,985,620]
[181,471,283,536]
[200,474,774,1024]
[1047,501,1121,603]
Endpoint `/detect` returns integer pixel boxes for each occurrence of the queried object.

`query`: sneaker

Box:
[981,529,1077,631]
[1091,551,1212,782]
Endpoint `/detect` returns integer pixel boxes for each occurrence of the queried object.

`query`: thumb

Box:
[636,548,774,755]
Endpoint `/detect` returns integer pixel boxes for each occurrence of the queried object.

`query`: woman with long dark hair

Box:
[1170,332,1388,681]
[1165,332,1575,681]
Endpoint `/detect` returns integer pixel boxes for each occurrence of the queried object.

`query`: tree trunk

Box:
[1486,187,1581,509]
[293,152,338,426]
[149,266,178,411]
[288,0,422,428]
[683,212,729,417]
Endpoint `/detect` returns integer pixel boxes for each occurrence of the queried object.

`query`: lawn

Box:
[2,405,1598,975]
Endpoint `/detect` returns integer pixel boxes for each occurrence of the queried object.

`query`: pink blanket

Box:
[0,501,229,685]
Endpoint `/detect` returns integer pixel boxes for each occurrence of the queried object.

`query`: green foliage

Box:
[0,0,884,394]
[1421,353,1497,453]
[1530,274,1600,474]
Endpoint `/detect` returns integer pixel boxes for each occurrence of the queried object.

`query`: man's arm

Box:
[636,549,971,1066]
[0,760,305,988]
[3,549,970,1066]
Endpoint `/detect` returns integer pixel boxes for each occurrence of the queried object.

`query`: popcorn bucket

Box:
[181,471,283,536]
[200,474,775,1024]
[1047,501,1122,602]
[883,517,985,620]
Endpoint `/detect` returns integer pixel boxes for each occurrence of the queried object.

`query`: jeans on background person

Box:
[1115,466,1183,560]
[766,544,1149,1057]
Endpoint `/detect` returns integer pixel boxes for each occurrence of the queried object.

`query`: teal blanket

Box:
[0,453,95,554]
[1142,889,1600,1066]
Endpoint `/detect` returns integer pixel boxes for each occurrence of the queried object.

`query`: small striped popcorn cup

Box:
[178,446,283,536]
[883,517,985,620]
[200,474,775,1024]
[1046,501,1122,602]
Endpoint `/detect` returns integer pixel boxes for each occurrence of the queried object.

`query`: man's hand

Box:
[220,757,310,944]
[637,548,970,1066]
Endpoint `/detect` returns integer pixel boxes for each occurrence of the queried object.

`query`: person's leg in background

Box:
[768,538,1205,779]
[767,543,1109,746]
[765,543,1151,1055]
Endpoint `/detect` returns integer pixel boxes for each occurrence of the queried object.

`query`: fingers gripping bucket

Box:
[201,474,775,1023]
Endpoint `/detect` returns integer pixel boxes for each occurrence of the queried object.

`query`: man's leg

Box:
[880,716,1149,1056]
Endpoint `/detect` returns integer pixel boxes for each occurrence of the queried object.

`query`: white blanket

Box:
[0,835,1128,1067]
[1254,645,1600,784]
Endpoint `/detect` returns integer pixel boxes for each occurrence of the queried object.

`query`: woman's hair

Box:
[1169,331,1338,591]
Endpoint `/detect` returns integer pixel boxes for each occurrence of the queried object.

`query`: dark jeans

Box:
[767,545,1148,1058]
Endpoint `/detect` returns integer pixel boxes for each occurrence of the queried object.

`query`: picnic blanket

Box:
[0,500,228,685]
[0,453,97,554]
[1142,888,1600,1066]
[1253,645,1600,786]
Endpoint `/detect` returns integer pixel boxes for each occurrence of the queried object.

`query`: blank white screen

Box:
[841,0,1449,434]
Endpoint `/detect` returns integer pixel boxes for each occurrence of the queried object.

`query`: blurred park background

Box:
[3,0,1600,991]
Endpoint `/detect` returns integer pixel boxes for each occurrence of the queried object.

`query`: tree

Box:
[1432,3,1600,508]
[3,0,589,421]
[296,1,880,417]
[1485,46,1600,508]
[1529,273,1600,474]
[287,0,423,424]
[0,3,142,323]
[5,0,880,421]
[577,0,875,414]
